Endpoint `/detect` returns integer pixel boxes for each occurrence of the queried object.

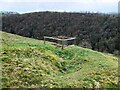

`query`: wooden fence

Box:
[43,36,76,49]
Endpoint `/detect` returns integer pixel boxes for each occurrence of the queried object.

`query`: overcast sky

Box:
[0,0,119,14]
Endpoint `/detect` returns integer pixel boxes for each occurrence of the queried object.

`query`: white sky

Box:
[0,0,119,13]
[0,0,119,2]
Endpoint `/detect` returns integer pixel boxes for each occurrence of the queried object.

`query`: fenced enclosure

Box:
[44,36,76,49]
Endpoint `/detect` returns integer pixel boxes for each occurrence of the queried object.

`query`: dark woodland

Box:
[2,12,120,54]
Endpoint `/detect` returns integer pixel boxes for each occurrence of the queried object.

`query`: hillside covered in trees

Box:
[2,12,119,54]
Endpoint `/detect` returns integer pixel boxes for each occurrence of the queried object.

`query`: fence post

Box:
[61,40,64,49]
[44,36,45,44]
[74,38,76,45]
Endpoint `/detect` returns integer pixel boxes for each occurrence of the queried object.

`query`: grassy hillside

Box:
[0,31,118,88]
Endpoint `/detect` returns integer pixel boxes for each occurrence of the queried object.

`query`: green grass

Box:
[0,31,119,88]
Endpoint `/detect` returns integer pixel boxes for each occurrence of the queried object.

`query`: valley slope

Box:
[2,12,119,54]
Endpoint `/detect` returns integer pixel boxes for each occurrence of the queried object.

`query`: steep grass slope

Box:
[0,31,118,88]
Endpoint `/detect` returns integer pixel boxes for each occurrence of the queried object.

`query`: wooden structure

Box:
[44,36,76,49]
